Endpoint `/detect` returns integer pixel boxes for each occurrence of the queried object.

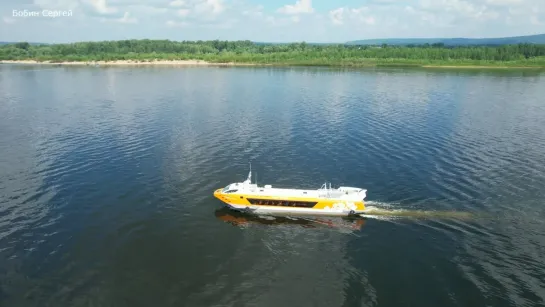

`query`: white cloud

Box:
[416,0,504,25]
[126,5,168,14]
[204,19,237,29]
[117,11,137,23]
[1,0,545,44]
[530,16,542,25]
[165,17,234,29]
[98,11,137,23]
[485,0,523,5]
[242,5,264,18]
[178,9,190,16]
[33,0,79,9]
[194,0,224,14]
[3,17,16,24]
[329,8,344,25]
[328,6,375,26]
[265,15,299,27]
[405,5,416,13]
[278,0,314,14]
[169,0,185,7]
[508,2,542,15]
[166,20,189,27]
[420,0,483,16]
[492,0,545,27]
[363,16,376,25]
[351,7,369,15]
[167,0,224,20]
[83,0,118,14]
[265,16,276,24]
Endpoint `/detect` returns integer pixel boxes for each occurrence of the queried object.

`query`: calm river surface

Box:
[1,65,545,307]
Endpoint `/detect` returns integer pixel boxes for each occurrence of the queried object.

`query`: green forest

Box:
[2,40,545,67]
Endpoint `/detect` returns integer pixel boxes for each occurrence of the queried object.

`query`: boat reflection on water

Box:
[214,207,366,231]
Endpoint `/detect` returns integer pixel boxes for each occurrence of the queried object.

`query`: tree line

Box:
[1,40,545,65]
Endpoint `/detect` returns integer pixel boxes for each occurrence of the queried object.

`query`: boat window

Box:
[224,189,238,193]
[246,198,317,208]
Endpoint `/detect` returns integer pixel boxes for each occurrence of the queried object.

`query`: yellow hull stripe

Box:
[213,189,365,211]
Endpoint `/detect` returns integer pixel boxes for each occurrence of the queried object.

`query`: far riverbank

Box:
[0,60,258,66]
[2,59,545,69]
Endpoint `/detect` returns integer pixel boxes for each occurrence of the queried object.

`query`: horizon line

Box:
[1,32,544,45]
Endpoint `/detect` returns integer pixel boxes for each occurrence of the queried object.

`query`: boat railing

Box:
[318,182,333,198]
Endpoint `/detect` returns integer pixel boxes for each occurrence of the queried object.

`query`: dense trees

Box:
[1,40,545,66]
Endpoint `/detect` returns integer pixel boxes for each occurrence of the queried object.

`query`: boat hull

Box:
[224,203,364,216]
[214,189,365,217]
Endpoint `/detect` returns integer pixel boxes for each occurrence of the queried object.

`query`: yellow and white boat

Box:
[213,167,367,217]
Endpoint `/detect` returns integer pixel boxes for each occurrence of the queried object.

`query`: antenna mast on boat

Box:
[246,161,252,183]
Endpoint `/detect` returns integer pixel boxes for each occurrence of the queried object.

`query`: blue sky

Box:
[1,0,544,43]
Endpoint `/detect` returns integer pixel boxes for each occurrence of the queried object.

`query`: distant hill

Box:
[253,42,337,46]
[346,34,545,46]
[0,42,48,46]
[2,34,544,47]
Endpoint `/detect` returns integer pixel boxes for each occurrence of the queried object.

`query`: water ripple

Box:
[1,66,545,307]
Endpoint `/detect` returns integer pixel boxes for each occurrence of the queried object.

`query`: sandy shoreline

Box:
[1,59,543,69]
[0,59,260,66]
[421,65,544,69]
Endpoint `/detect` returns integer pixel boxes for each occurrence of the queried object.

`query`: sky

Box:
[0,0,544,43]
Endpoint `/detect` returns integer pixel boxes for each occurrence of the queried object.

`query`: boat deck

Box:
[223,182,365,201]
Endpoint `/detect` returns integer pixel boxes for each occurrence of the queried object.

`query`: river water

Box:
[1,65,544,307]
